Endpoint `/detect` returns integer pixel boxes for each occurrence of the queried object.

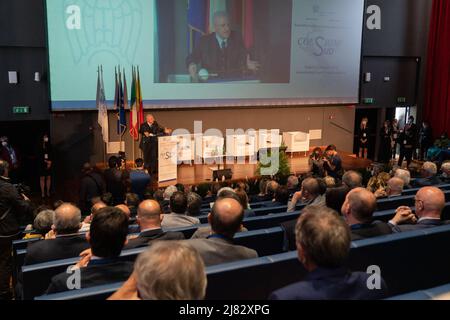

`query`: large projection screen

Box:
[46,0,364,110]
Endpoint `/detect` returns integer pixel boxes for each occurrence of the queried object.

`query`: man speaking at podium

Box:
[186,11,260,82]
[139,114,165,175]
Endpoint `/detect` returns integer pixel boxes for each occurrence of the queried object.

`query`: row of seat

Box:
[34,224,450,300]
[387,283,450,300]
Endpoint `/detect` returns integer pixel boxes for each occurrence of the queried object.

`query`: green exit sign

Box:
[363,98,374,104]
[397,97,407,103]
[13,106,30,114]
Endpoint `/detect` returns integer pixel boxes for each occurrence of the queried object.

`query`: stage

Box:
[157,149,372,188]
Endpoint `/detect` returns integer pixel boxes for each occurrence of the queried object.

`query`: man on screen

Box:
[139,114,165,175]
[186,11,260,82]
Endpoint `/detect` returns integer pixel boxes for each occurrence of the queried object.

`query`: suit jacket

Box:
[124,228,185,250]
[411,176,442,187]
[103,168,127,204]
[190,226,249,239]
[350,221,393,241]
[129,170,151,200]
[24,234,90,265]
[187,236,258,266]
[269,267,388,300]
[161,213,200,229]
[186,32,247,79]
[391,218,449,232]
[46,258,133,294]
[139,121,164,150]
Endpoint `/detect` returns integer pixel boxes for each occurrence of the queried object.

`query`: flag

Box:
[129,67,139,140]
[97,66,109,144]
[187,0,207,53]
[137,67,144,125]
[117,68,127,135]
[207,0,227,33]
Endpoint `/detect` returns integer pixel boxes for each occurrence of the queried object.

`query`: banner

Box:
[158,136,178,182]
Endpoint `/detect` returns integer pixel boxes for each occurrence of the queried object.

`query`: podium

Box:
[283,131,310,157]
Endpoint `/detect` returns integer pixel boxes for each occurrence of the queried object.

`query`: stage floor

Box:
[158,149,372,187]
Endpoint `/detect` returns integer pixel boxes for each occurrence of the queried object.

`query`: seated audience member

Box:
[440,162,450,183]
[270,207,388,300]
[23,209,55,240]
[79,201,107,232]
[161,185,178,213]
[385,177,404,197]
[195,183,210,199]
[266,180,279,201]
[104,156,127,205]
[412,162,442,187]
[323,176,336,189]
[124,200,184,250]
[79,163,106,214]
[46,207,133,294]
[162,192,200,229]
[366,174,387,198]
[288,178,325,212]
[342,171,363,190]
[287,175,300,197]
[187,197,258,266]
[394,168,412,189]
[101,192,114,206]
[341,188,392,240]
[115,204,131,221]
[24,203,90,265]
[187,192,203,217]
[129,158,150,200]
[250,179,271,203]
[325,186,350,214]
[125,193,140,217]
[265,185,290,207]
[389,186,448,232]
[235,189,255,217]
[109,241,206,300]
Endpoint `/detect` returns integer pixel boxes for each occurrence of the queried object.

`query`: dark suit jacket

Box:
[130,170,151,200]
[46,259,133,294]
[187,236,258,266]
[350,221,393,241]
[124,228,185,250]
[24,234,90,265]
[269,267,388,300]
[104,168,127,204]
[391,218,449,232]
[139,121,164,150]
[186,32,247,79]
[281,219,298,251]
[412,176,443,187]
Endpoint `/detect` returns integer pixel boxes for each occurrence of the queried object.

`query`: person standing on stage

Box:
[358,117,369,159]
[398,116,417,168]
[37,133,52,198]
[139,114,165,174]
[379,120,392,163]
[391,118,399,159]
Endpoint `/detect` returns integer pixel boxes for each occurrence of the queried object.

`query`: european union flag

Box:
[187,0,207,53]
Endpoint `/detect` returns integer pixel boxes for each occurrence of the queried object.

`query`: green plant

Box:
[256,146,291,181]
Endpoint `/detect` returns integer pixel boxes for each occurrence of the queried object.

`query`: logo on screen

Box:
[298,34,342,57]
[63,0,143,65]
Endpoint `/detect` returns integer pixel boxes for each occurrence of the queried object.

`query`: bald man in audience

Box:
[124,200,184,250]
[341,188,392,240]
[288,178,325,212]
[187,197,258,266]
[386,177,404,197]
[440,162,450,183]
[80,201,107,232]
[394,169,412,189]
[115,204,131,220]
[342,170,363,190]
[389,187,448,232]
[24,203,90,265]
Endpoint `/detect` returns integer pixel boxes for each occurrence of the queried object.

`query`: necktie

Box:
[221,40,227,49]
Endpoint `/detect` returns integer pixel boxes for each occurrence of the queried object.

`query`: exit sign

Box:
[12,106,30,114]
[363,98,374,104]
[397,97,407,103]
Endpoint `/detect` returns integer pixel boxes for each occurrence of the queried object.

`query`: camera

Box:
[13,183,31,196]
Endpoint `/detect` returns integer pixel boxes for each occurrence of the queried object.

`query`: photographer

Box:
[308,147,325,177]
[323,145,343,181]
[0,160,33,300]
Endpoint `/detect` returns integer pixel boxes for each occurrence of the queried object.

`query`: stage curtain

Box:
[424,0,450,138]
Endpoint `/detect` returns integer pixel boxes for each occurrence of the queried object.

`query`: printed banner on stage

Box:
[158,136,178,182]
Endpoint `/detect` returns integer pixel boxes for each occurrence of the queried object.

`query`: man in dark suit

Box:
[46,207,133,294]
[341,188,392,241]
[440,162,450,183]
[270,207,388,300]
[24,203,89,265]
[139,114,165,174]
[79,163,106,214]
[103,156,128,205]
[186,11,259,82]
[412,162,442,187]
[129,158,151,200]
[124,200,184,250]
[187,197,258,266]
[389,186,448,232]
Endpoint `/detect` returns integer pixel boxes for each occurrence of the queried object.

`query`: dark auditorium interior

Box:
[1,0,450,305]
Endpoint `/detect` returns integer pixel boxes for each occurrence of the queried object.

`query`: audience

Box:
[125,193,140,217]
[23,209,55,240]
[440,162,450,183]
[161,185,178,213]
[186,192,203,216]
[161,192,200,229]
[389,187,448,231]
[286,175,300,197]
[341,188,392,240]
[129,158,151,200]
[342,171,363,190]
[24,203,89,265]
[288,178,325,212]
[412,162,442,187]
[46,207,132,294]
[187,197,258,266]
[109,241,206,300]
[270,206,388,300]
[234,189,255,217]
[124,200,184,250]
[394,168,412,189]
[385,177,404,197]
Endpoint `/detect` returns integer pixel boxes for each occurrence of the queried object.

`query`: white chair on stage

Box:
[256,129,282,151]
[283,131,311,158]
[173,134,194,165]
[195,135,224,164]
[226,134,257,160]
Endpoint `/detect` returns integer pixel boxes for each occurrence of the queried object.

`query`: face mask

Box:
[1,142,7,147]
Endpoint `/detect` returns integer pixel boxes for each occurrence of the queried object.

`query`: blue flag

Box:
[187,0,207,53]
[117,68,127,135]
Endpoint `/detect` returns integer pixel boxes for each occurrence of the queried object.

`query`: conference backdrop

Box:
[46,0,364,110]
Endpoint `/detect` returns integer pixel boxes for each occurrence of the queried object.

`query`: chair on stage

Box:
[195,135,225,164]
[283,131,310,158]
